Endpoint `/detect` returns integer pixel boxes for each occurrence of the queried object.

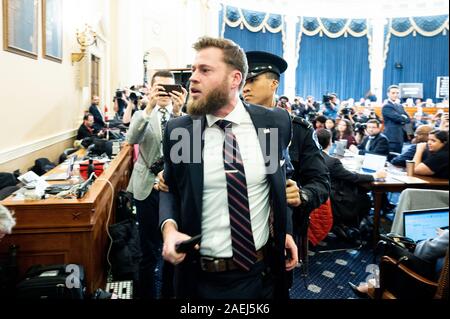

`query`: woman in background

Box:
[413,130,449,179]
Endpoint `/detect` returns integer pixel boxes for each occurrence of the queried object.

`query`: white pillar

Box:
[369,18,388,103]
[283,15,299,98]
[116,0,144,87]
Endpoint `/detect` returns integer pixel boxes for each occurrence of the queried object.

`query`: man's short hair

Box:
[263,72,280,81]
[367,119,381,127]
[279,96,289,102]
[387,85,399,92]
[316,129,331,149]
[83,113,93,121]
[151,70,174,86]
[193,37,248,89]
[0,205,16,234]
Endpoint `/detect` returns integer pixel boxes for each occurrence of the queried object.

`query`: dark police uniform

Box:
[245,51,330,217]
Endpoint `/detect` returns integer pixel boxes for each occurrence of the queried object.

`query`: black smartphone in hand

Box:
[160,84,183,95]
[175,234,202,253]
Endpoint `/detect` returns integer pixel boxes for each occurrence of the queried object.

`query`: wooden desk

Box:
[0,145,133,293]
[356,106,448,119]
[362,170,448,245]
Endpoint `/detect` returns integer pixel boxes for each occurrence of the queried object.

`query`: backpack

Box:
[116,191,135,223]
[30,158,56,176]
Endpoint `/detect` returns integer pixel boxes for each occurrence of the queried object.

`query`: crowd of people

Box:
[3,36,449,300]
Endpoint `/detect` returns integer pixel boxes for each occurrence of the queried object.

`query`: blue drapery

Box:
[383,33,449,100]
[224,27,285,95]
[295,35,370,101]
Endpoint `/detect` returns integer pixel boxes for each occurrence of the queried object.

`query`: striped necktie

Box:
[216,119,257,271]
[159,108,168,139]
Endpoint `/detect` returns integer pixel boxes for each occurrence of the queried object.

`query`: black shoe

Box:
[348,282,369,299]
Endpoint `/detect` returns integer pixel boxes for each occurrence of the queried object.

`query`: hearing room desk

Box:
[0,145,133,294]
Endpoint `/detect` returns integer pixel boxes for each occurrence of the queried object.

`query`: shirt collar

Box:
[154,104,173,114]
[206,97,245,128]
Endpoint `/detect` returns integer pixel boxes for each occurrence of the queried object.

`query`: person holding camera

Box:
[349,119,390,156]
[322,93,339,119]
[126,70,187,299]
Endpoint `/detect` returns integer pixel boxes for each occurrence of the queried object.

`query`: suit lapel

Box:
[244,104,272,166]
[149,111,162,142]
[188,115,206,228]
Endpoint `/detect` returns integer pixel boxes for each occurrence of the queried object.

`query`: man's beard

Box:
[187,81,230,116]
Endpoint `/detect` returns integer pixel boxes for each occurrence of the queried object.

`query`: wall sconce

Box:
[71,24,97,64]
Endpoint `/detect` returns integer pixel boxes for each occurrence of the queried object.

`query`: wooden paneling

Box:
[357,106,448,120]
[0,145,133,293]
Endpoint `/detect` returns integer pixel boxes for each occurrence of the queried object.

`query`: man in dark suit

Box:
[159,37,295,299]
[317,128,386,228]
[382,85,411,153]
[88,95,106,132]
[350,119,390,156]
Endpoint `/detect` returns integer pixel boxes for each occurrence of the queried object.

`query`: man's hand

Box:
[349,144,359,154]
[145,84,167,115]
[285,234,299,271]
[162,222,195,265]
[416,142,427,153]
[170,87,188,116]
[158,170,169,192]
[286,179,301,207]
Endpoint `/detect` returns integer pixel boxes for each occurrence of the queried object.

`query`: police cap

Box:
[245,51,288,81]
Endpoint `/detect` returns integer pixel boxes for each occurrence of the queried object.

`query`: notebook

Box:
[45,156,75,181]
[360,153,387,173]
[403,208,449,242]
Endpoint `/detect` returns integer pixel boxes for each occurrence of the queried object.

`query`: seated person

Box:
[390,124,433,167]
[316,129,386,229]
[335,118,357,148]
[350,119,390,156]
[312,115,327,131]
[88,95,106,132]
[350,228,449,298]
[0,204,16,240]
[413,129,449,179]
[77,113,104,140]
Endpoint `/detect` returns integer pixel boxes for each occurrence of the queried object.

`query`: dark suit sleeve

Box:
[290,124,330,214]
[369,136,390,156]
[382,104,410,124]
[390,145,416,167]
[159,120,181,228]
[329,156,374,184]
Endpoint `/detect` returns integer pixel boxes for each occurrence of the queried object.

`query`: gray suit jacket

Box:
[126,110,163,201]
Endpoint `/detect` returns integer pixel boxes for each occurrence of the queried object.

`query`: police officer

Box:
[243,51,330,255]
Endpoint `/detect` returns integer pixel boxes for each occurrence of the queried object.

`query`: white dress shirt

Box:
[201,99,270,258]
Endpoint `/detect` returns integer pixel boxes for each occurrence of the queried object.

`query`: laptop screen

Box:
[361,153,386,173]
[403,208,449,242]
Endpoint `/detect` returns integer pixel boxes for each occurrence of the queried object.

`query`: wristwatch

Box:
[300,189,309,206]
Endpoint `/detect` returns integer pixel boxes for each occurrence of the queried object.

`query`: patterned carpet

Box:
[290,246,374,299]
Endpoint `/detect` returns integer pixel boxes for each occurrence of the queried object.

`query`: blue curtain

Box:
[224,26,285,95]
[295,35,370,101]
[383,34,449,101]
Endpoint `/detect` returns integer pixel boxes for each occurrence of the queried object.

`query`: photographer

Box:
[338,104,356,126]
[301,95,320,120]
[123,87,149,125]
[322,93,339,119]
[277,96,291,113]
[126,70,187,298]
[113,89,128,119]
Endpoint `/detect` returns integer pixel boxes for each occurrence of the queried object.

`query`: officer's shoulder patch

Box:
[291,115,313,129]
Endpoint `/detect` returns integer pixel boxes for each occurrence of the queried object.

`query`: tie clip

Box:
[225,170,238,174]
[263,128,270,134]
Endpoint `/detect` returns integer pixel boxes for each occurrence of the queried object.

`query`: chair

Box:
[374,249,448,299]
[390,188,449,235]
[58,148,79,164]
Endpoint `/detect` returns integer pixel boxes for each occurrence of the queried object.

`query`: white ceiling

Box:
[218,0,449,18]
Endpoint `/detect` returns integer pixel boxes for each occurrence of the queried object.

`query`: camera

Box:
[341,107,353,116]
[150,157,164,175]
[115,90,125,99]
[354,122,367,134]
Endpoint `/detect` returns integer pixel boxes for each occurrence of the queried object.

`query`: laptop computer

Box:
[403,208,449,242]
[334,139,347,157]
[45,156,75,181]
[360,153,387,173]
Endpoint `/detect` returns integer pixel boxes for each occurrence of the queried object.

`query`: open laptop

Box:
[334,139,347,156]
[360,153,387,173]
[403,208,449,242]
[45,156,75,181]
